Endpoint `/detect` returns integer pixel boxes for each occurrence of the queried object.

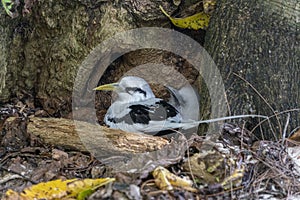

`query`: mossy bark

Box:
[0,1,138,112]
[0,10,17,101]
[204,0,299,138]
[0,0,192,116]
[0,0,205,119]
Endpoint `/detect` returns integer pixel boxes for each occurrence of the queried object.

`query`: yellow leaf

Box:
[21,179,76,200]
[4,189,27,200]
[5,178,115,200]
[159,5,210,30]
[67,178,115,197]
[221,166,245,190]
[152,166,197,192]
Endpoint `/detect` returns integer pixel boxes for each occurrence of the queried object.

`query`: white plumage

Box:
[94,76,267,135]
[94,76,190,135]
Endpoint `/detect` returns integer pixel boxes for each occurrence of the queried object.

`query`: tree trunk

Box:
[0,0,202,117]
[0,0,170,114]
[204,0,299,139]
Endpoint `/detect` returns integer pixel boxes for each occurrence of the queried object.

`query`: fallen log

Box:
[27,117,187,173]
[27,117,169,154]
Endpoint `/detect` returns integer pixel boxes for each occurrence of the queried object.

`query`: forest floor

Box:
[0,99,300,200]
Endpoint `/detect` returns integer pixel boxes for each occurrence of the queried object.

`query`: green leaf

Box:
[1,0,14,17]
[77,189,94,200]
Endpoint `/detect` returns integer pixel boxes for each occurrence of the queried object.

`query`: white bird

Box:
[94,76,185,135]
[94,76,268,135]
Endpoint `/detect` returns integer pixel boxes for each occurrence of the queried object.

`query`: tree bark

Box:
[0,0,202,117]
[204,0,299,139]
[0,0,165,114]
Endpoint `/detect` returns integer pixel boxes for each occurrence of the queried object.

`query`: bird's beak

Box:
[93,83,119,91]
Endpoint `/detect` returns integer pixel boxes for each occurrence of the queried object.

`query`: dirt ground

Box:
[1,98,300,199]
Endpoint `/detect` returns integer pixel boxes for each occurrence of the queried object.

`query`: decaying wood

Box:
[27,117,169,154]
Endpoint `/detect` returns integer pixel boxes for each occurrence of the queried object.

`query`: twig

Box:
[289,126,300,138]
[0,165,38,184]
[251,109,300,134]
[233,73,282,137]
[172,129,197,185]
[0,174,23,185]
[281,114,290,145]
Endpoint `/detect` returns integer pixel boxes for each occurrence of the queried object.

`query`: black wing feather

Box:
[129,104,151,124]
[129,100,179,124]
[107,100,179,125]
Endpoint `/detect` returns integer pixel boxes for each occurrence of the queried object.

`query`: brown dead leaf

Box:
[288,128,300,142]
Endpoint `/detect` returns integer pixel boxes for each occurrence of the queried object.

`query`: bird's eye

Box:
[125,87,146,97]
[125,87,137,94]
